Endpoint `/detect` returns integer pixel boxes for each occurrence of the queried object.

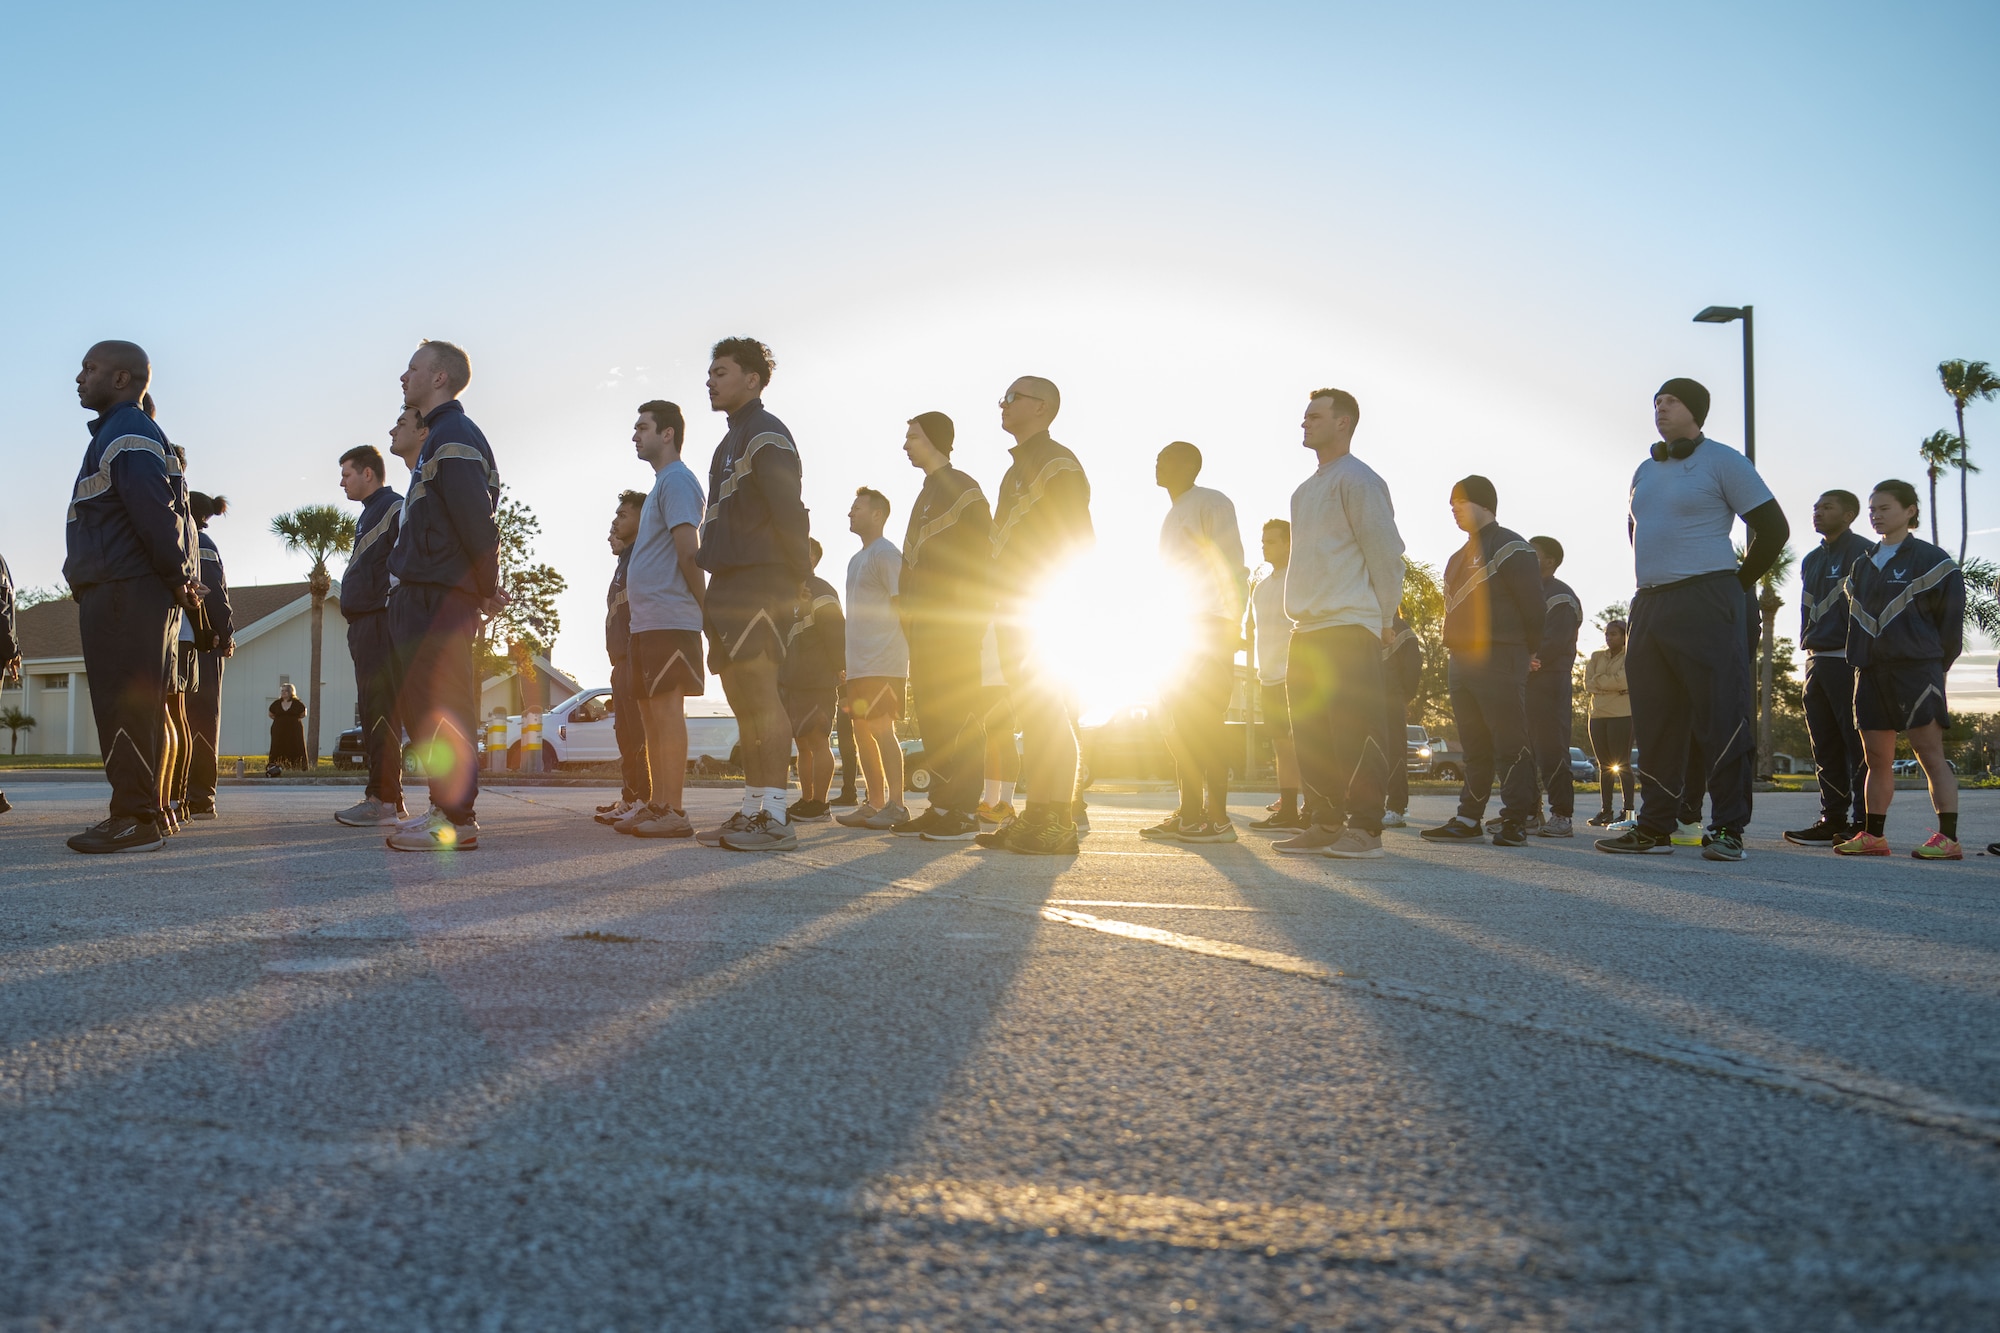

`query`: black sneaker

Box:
[67,815,164,855]
[974,811,1026,849]
[1010,816,1080,856]
[829,789,860,808]
[1139,815,1186,842]
[920,811,981,842]
[1701,829,1746,862]
[1783,820,1846,846]
[1586,809,1614,828]
[0,792,10,815]
[1247,809,1309,834]
[1595,826,1674,855]
[892,808,947,837]
[1491,822,1527,847]
[1421,817,1486,842]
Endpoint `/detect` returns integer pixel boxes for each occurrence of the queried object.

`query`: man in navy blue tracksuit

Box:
[1525,536,1582,837]
[63,341,198,854]
[1422,475,1546,847]
[336,443,406,828]
[185,492,234,818]
[385,341,501,852]
[1785,489,1872,845]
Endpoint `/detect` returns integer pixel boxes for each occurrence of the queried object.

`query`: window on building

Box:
[37,674,70,689]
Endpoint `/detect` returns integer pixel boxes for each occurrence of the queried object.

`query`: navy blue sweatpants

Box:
[1803,654,1865,827]
[1629,572,1756,837]
[348,609,404,807]
[389,583,480,823]
[78,576,177,822]
[1449,646,1538,824]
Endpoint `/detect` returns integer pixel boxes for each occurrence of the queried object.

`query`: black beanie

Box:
[1451,474,1498,514]
[912,411,955,454]
[1656,377,1710,427]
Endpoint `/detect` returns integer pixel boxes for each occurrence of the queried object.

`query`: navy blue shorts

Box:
[1853,661,1948,733]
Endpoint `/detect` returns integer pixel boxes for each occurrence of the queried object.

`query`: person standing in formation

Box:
[837,487,911,831]
[594,489,649,826]
[1246,520,1304,834]
[184,492,233,820]
[695,337,812,852]
[1525,535,1581,837]
[980,376,1094,855]
[1836,480,1966,859]
[895,412,993,842]
[1785,488,1871,846]
[1145,442,1247,845]
[1584,619,1634,827]
[385,339,502,852]
[1421,475,1545,847]
[64,341,198,855]
[780,538,845,821]
[615,400,707,840]
[1598,377,1787,860]
[333,444,405,827]
[1275,388,1405,861]
[1380,602,1423,829]
[0,552,16,817]
[976,626,1017,827]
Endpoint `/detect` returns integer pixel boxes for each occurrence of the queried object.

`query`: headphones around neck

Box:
[1650,436,1701,462]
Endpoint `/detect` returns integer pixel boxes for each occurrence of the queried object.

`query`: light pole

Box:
[1693,304,1754,463]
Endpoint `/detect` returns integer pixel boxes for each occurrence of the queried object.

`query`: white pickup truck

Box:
[484,689,740,770]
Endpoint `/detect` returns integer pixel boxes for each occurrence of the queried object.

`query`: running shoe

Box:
[1912,832,1963,860]
[1247,810,1309,834]
[1421,816,1485,842]
[1008,817,1080,856]
[1178,819,1238,844]
[1491,822,1528,847]
[973,815,1022,850]
[1607,812,1638,832]
[1265,797,1282,813]
[386,809,479,852]
[593,798,623,819]
[920,811,981,842]
[1380,810,1407,828]
[860,803,909,830]
[976,800,1016,828]
[1536,815,1574,838]
[1833,830,1890,857]
[1594,826,1673,855]
[0,793,10,815]
[186,800,218,821]
[1783,819,1849,846]
[1139,815,1186,842]
[1700,830,1746,862]
[66,816,163,855]
[631,807,694,839]
[1670,821,1706,847]
[612,802,659,834]
[697,811,755,847]
[789,800,833,823]
[1586,810,1615,828]
[1273,825,1346,856]
[1322,828,1385,860]
[834,804,880,828]
[1484,813,1540,834]
[892,808,947,837]
[719,810,797,851]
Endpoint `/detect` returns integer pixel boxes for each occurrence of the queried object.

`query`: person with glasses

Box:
[977,377,1093,855]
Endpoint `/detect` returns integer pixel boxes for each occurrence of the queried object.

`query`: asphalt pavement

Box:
[0,781,1996,1331]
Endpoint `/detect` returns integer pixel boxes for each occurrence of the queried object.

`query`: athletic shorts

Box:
[980,685,1014,734]
[1260,681,1291,737]
[846,676,906,723]
[781,687,837,741]
[704,565,794,674]
[1854,661,1949,733]
[631,628,705,697]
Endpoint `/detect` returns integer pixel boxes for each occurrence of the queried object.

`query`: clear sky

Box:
[4,3,1996,710]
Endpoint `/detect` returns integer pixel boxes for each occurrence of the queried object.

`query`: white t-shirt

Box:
[627,459,706,633]
[845,536,908,678]
[1627,439,1773,589]
[1159,485,1246,622]
[1248,566,1292,684]
[1871,539,1903,569]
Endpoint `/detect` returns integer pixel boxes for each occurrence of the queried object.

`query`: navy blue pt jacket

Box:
[63,401,196,594]
[341,485,404,616]
[1844,536,1964,669]
[1799,529,1873,653]
[387,402,500,599]
[698,398,811,582]
[197,531,235,651]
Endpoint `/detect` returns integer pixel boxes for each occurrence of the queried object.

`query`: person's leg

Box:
[864,712,904,805]
[1195,626,1234,823]
[641,694,688,812]
[431,589,482,823]
[1680,580,1756,837]
[801,719,834,802]
[188,650,222,809]
[1612,716,1635,812]
[1861,728,1898,821]
[1286,630,1340,829]
[834,707,859,803]
[1328,627,1389,835]
[912,627,982,815]
[159,690,181,818]
[171,685,194,807]
[1908,721,1959,817]
[1588,717,1615,816]
[981,687,1018,805]
[1487,649,1538,825]
[76,578,174,828]
[721,654,787,794]
[609,659,649,806]
[1677,738,1707,829]
[1829,659,1866,829]
[1800,656,1850,828]
[1528,680,1573,820]
[1449,656,1496,822]
[1625,590,1690,837]
[1383,696,1409,817]
[850,686,889,809]
[358,613,404,811]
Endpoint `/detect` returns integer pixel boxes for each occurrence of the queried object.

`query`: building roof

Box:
[18,582,316,662]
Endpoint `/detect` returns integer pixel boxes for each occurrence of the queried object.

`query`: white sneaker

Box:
[395,804,441,831]
[386,808,479,851]
[1380,811,1407,828]
[1608,814,1638,832]
[1671,821,1706,847]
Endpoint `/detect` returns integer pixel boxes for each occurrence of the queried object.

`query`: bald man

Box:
[63,341,199,854]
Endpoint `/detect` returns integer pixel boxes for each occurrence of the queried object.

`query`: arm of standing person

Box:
[1342,471,1407,639]
[1503,550,1547,661]
[750,437,812,583]
[0,557,16,684]
[109,448,198,601]
[1736,499,1790,590]
[1534,596,1579,673]
[1935,564,1966,670]
[671,524,705,614]
[1207,495,1247,623]
[432,456,502,601]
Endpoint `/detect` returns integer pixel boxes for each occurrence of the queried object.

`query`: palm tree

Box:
[1917,430,1959,547]
[1752,543,1796,778]
[1939,359,2000,561]
[0,706,34,755]
[271,504,356,766]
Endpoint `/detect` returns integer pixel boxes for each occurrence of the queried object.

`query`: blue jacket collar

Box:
[422,399,465,429]
[725,397,766,428]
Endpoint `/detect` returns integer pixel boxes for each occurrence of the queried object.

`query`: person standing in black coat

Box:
[268,685,308,772]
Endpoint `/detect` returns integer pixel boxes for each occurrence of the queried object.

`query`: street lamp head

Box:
[1694,305,1745,324]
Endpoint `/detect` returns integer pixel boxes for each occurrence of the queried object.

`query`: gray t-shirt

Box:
[627,459,706,633]
[1628,439,1774,588]
[844,537,907,678]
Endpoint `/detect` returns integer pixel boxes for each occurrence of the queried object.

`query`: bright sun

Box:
[1024,549,1199,726]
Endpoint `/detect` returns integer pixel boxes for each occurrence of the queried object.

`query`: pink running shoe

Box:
[1834,830,1891,856]
[1911,831,1964,860]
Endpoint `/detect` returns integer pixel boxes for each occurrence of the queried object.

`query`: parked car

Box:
[1567,746,1596,782]
[1891,757,1955,776]
[1427,737,1465,783]
[1405,725,1434,775]
[481,689,742,771]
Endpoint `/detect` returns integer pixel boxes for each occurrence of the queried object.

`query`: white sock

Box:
[764,786,789,824]
[983,779,1002,805]
[1000,782,1016,805]
[742,788,760,818]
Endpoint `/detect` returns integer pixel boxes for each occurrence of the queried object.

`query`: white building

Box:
[4,582,354,759]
